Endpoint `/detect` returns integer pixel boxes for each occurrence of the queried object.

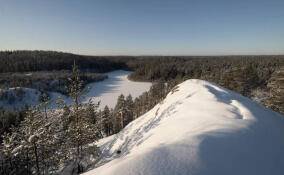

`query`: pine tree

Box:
[267,68,284,114]
[39,92,50,118]
[1,61,102,175]
[133,97,141,119]
[1,106,61,175]
[114,94,127,133]
[148,81,166,107]
[102,105,112,136]
[64,61,101,173]
[125,94,134,126]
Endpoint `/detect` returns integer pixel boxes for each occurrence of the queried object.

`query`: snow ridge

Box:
[85,79,284,175]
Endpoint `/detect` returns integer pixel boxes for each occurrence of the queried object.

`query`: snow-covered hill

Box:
[84,79,284,175]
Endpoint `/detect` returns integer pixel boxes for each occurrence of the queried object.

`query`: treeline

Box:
[0,50,133,73]
[127,56,284,114]
[129,56,284,85]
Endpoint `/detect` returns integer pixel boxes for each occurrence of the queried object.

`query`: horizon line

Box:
[1,49,284,57]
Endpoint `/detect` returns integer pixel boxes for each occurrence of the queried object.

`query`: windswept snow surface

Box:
[84,79,284,175]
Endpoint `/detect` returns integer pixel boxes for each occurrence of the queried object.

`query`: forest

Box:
[0,62,169,175]
[0,51,283,114]
[0,51,283,174]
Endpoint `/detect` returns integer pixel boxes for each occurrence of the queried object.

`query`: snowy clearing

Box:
[84,79,284,175]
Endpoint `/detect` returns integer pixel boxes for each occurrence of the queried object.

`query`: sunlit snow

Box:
[84,79,284,175]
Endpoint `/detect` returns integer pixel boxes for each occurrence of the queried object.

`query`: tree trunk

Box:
[33,143,40,175]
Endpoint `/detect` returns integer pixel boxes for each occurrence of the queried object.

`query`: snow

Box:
[28,134,39,143]
[83,70,152,109]
[0,87,42,110]
[0,70,151,110]
[11,145,23,156]
[0,87,71,111]
[84,79,284,175]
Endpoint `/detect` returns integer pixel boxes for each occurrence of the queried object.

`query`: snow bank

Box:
[84,79,284,175]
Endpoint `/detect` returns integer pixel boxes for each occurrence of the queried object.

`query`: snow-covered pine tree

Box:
[1,106,61,175]
[64,61,101,173]
[1,61,102,175]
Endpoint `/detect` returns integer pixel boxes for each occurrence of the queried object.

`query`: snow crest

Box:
[85,79,284,175]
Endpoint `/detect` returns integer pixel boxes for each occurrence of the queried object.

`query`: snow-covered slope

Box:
[0,88,42,110]
[0,88,71,111]
[84,79,284,175]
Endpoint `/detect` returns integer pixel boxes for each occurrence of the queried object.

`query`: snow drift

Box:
[84,79,284,175]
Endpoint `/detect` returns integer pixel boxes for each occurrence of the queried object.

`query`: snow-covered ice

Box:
[83,70,152,109]
[0,70,152,110]
[84,79,284,175]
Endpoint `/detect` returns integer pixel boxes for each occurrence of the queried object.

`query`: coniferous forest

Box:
[0,51,283,174]
[0,51,283,114]
[2,1,284,174]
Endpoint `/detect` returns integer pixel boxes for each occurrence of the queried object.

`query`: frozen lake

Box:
[83,70,152,109]
[0,70,152,110]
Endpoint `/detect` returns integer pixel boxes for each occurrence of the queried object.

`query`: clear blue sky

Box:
[0,0,283,55]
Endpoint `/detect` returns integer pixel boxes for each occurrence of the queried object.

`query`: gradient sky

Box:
[0,0,283,55]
